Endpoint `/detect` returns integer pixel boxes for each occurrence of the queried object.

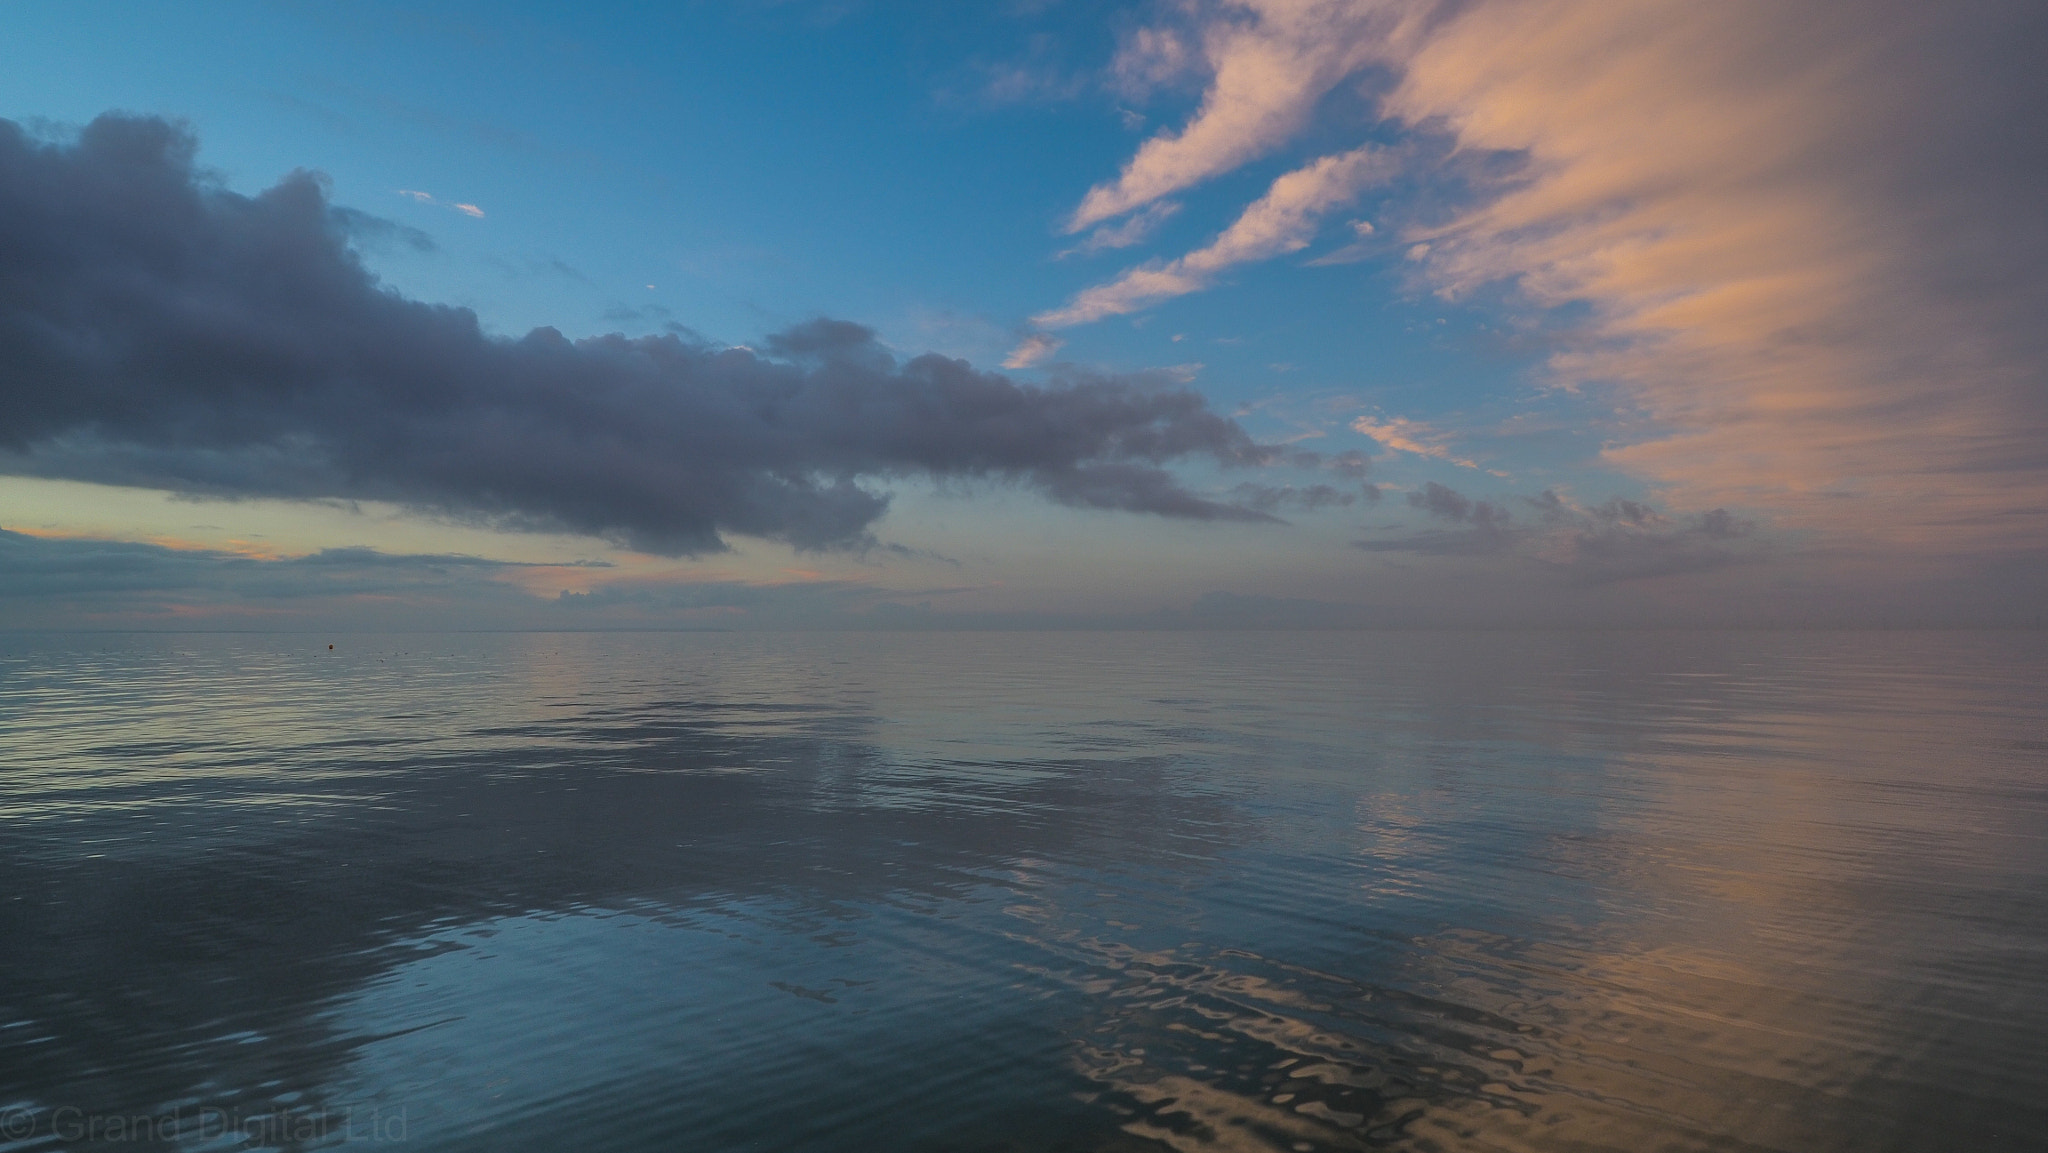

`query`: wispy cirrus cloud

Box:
[1070,1,1400,232]
[397,188,484,218]
[1002,331,1066,369]
[1056,200,1182,260]
[1306,219,1377,265]
[1349,414,1494,473]
[1051,0,2048,560]
[1035,143,1395,328]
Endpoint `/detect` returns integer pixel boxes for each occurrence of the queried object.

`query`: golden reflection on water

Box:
[1044,920,1934,1152]
[1006,636,2046,1152]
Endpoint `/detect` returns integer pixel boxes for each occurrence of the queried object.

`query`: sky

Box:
[2,0,2043,629]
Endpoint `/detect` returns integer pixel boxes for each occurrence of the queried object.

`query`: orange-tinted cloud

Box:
[1038,144,1396,327]
[1069,0,2048,559]
[1382,0,2048,552]
[1070,0,1402,231]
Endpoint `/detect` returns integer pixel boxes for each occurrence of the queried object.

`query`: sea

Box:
[2,629,2044,1152]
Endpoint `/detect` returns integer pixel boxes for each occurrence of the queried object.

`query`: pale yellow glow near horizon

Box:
[0,477,979,603]
[1,477,615,564]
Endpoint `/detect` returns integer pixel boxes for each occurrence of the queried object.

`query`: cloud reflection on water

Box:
[1,631,2043,1151]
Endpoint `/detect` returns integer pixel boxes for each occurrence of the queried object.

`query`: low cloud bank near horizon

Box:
[1359,481,1761,584]
[0,116,1277,556]
[0,527,964,630]
[8,524,2039,630]
[0,528,535,626]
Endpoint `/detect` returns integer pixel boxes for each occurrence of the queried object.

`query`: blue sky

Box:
[5,2,1528,402]
[2,0,2042,628]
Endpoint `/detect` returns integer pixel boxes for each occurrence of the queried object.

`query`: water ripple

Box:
[1,629,2043,1151]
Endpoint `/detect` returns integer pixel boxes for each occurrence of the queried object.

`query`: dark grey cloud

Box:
[1555,496,1757,583]
[1229,481,1364,515]
[1357,483,1758,579]
[0,115,1273,555]
[1407,480,1512,533]
[1276,448,1374,480]
[1327,450,1373,480]
[1357,481,1517,553]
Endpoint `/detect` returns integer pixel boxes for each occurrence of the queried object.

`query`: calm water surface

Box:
[2,630,2044,1151]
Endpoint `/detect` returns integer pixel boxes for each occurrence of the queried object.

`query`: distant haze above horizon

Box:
[3,0,2044,629]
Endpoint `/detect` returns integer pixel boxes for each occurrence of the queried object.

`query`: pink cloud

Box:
[1054,0,2048,558]
[1037,144,1395,327]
